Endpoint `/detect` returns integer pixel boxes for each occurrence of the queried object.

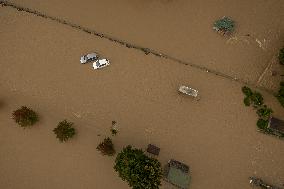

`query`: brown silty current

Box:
[0,1,284,189]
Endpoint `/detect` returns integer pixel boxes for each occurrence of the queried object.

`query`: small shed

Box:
[164,159,190,189]
[268,117,284,134]
[146,144,160,156]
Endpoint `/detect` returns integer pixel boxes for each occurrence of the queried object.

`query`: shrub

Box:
[53,120,76,142]
[110,128,118,136]
[256,105,273,120]
[213,16,235,35]
[276,82,284,108]
[277,95,284,108]
[279,47,284,65]
[110,120,118,136]
[241,86,263,107]
[114,145,162,189]
[97,137,115,156]
[257,119,269,130]
[12,106,38,127]
[241,87,279,137]
[243,96,251,106]
[251,92,263,107]
[242,86,252,97]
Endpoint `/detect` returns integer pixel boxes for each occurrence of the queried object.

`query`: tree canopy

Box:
[114,145,163,189]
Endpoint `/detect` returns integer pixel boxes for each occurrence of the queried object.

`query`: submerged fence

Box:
[0,0,275,95]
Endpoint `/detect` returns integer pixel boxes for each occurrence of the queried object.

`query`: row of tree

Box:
[11,106,163,189]
[276,47,284,107]
[12,106,75,141]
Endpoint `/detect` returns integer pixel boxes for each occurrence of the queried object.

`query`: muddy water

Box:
[0,2,284,189]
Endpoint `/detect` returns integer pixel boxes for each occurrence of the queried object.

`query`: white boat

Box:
[178,85,198,97]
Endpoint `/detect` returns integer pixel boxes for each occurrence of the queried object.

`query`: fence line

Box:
[0,0,275,95]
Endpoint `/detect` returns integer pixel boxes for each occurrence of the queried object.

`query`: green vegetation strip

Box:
[242,86,284,138]
[276,47,284,108]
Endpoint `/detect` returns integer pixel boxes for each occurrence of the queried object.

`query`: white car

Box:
[80,53,99,64]
[93,58,110,70]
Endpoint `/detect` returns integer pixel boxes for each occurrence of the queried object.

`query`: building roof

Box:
[269,117,284,134]
[164,160,190,189]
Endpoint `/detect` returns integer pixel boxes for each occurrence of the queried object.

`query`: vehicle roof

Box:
[86,53,98,57]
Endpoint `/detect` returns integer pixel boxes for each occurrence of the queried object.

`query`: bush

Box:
[257,119,269,130]
[256,105,273,120]
[213,16,235,35]
[53,120,76,142]
[243,96,251,106]
[114,145,162,189]
[241,86,263,107]
[279,47,284,65]
[242,86,252,97]
[12,106,38,127]
[97,137,115,156]
[276,82,284,108]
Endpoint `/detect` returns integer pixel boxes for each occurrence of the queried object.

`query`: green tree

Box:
[12,106,38,127]
[53,120,76,142]
[242,86,252,97]
[243,96,251,106]
[257,119,269,130]
[241,86,263,107]
[251,92,263,107]
[256,105,273,120]
[114,145,162,189]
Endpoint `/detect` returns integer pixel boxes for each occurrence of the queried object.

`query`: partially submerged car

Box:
[80,53,99,64]
[93,58,110,70]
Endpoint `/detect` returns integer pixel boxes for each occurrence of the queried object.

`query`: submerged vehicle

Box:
[93,58,110,70]
[80,53,99,64]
